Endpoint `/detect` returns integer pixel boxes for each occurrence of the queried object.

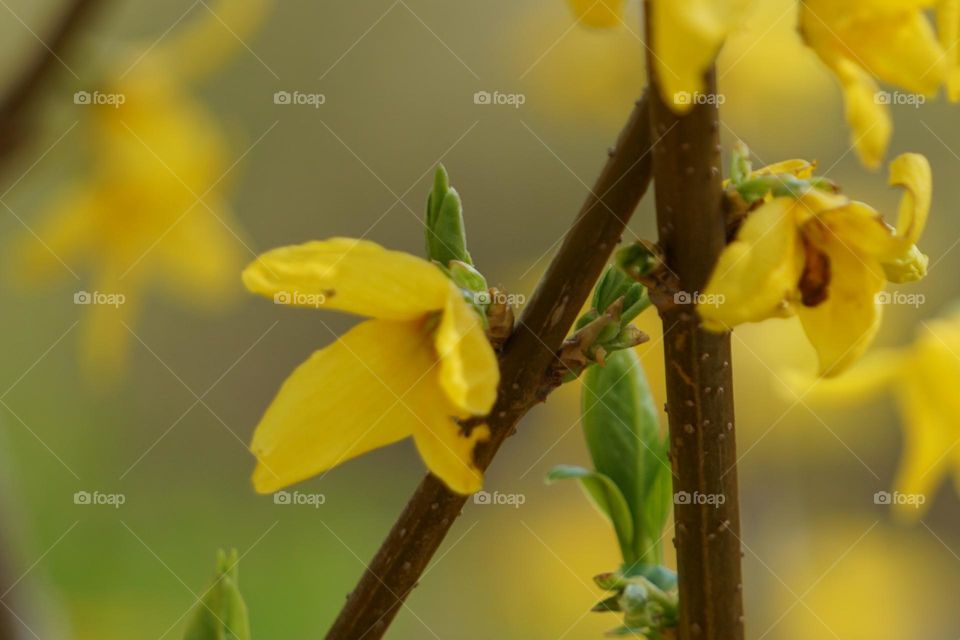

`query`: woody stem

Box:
[644,3,745,639]
[326,93,655,640]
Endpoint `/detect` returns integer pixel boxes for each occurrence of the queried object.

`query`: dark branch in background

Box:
[644,4,745,639]
[0,3,102,638]
[326,94,655,640]
[0,0,103,167]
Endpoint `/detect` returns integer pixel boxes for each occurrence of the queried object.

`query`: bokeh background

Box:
[0,0,959,638]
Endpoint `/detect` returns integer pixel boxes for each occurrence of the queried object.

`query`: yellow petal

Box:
[888,152,931,248]
[891,374,954,521]
[939,0,960,101]
[751,159,817,180]
[411,419,490,495]
[567,0,624,27]
[156,0,272,81]
[834,58,893,170]
[251,319,432,493]
[242,238,452,320]
[801,0,946,95]
[816,153,931,269]
[651,0,752,112]
[154,202,244,308]
[699,198,803,331]
[79,282,138,386]
[794,229,886,377]
[435,288,500,415]
[10,184,98,284]
[784,349,904,405]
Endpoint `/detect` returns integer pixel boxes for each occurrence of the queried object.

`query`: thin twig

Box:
[325,93,656,640]
[643,3,745,639]
[0,0,103,166]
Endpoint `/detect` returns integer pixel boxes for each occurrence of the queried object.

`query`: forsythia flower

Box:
[799,0,957,169]
[797,310,960,520]
[699,153,931,377]
[13,0,269,379]
[243,238,500,495]
[564,0,753,112]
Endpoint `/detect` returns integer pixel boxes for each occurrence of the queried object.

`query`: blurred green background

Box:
[1,0,959,638]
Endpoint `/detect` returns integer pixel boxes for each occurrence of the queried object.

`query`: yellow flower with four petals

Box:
[13,0,269,380]
[699,153,931,376]
[243,238,500,495]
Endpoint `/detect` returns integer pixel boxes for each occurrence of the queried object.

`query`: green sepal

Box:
[729,141,752,186]
[547,465,634,561]
[426,165,472,267]
[183,550,251,640]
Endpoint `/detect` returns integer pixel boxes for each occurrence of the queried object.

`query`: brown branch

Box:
[0,0,104,166]
[326,93,655,640]
[644,6,745,640]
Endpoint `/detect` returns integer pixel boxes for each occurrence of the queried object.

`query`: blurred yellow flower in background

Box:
[243,238,500,495]
[799,0,956,169]
[563,0,752,111]
[797,309,960,520]
[12,0,270,381]
[700,153,931,376]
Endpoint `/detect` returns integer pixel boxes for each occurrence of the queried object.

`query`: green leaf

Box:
[425,165,472,267]
[582,349,670,564]
[183,550,251,640]
[547,465,634,561]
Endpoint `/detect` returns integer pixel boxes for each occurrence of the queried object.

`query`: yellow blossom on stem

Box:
[796,310,960,520]
[700,153,931,377]
[564,0,752,112]
[243,238,500,495]
[11,0,269,381]
[799,0,955,169]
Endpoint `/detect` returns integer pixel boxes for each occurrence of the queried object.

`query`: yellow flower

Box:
[565,0,752,112]
[700,153,931,377]
[796,310,960,520]
[243,238,500,495]
[12,0,268,380]
[799,0,954,169]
